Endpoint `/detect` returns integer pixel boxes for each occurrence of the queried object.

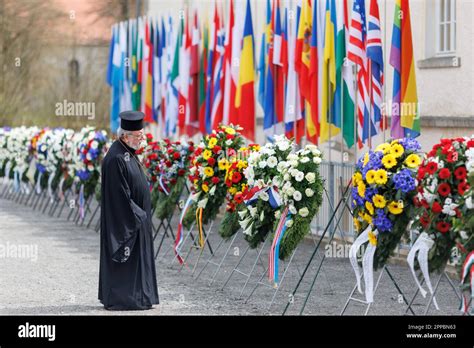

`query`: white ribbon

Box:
[35,171,43,194]
[349,227,378,303]
[18,167,27,194]
[407,232,439,310]
[58,176,66,201]
[47,170,56,202]
[3,161,11,184]
[13,168,20,192]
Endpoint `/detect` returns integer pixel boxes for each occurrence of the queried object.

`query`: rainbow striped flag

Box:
[390,0,420,138]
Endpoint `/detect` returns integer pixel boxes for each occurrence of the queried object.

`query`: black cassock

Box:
[98,140,159,310]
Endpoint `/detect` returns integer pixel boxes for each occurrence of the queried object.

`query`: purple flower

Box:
[373,209,393,232]
[393,168,415,194]
[352,188,365,207]
[398,138,421,152]
[77,169,90,181]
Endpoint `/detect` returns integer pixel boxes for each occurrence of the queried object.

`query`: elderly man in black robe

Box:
[98,110,159,310]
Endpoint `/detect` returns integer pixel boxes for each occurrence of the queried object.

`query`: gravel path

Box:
[0,187,464,316]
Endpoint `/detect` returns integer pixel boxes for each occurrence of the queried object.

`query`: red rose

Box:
[417,167,426,181]
[454,167,467,180]
[146,133,153,140]
[212,145,222,154]
[195,148,203,156]
[188,145,195,152]
[173,152,181,160]
[166,160,172,167]
[421,199,430,209]
[438,168,451,180]
[178,169,186,176]
[467,139,474,148]
[432,201,442,213]
[436,221,451,234]
[232,172,242,183]
[175,141,181,145]
[425,162,438,175]
[167,148,174,154]
[437,183,451,197]
[234,192,244,204]
[446,151,458,163]
[458,181,469,196]
[208,157,216,166]
[211,176,220,184]
[145,161,150,168]
[226,202,235,212]
[420,215,430,228]
[226,134,234,140]
[170,178,177,185]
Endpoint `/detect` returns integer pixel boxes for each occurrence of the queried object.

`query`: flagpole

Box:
[368,61,373,150]
[383,0,387,142]
[353,64,358,165]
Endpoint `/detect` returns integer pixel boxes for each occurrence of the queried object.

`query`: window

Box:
[436,0,456,55]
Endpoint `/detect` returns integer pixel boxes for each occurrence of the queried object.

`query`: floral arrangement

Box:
[69,127,108,199]
[239,135,294,248]
[7,127,39,187]
[217,143,260,239]
[183,124,245,247]
[352,138,423,270]
[273,144,324,260]
[0,127,11,178]
[142,133,164,207]
[153,138,194,221]
[413,137,472,272]
[30,128,49,191]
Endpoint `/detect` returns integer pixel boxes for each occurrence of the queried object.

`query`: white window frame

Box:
[435,0,456,56]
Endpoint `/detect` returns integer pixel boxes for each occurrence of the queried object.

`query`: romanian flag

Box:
[235,0,256,141]
[390,0,420,138]
[320,0,341,144]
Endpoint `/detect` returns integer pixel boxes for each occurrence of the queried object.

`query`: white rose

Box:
[293,191,302,201]
[277,141,290,152]
[305,172,316,183]
[272,176,282,187]
[258,160,267,169]
[289,160,299,167]
[300,157,310,163]
[289,204,297,215]
[287,154,298,161]
[277,161,288,172]
[298,207,309,218]
[267,156,278,168]
[295,171,304,182]
[283,173,291,181]
[313,156,322,164]
[286,187,295,197]
[305,188,314,197]
[285,219,294,228]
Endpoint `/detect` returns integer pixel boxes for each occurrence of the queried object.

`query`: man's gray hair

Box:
[117,127,133,139]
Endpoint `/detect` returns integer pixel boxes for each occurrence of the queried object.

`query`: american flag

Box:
[367,0,384,134]
[347,0,371,147]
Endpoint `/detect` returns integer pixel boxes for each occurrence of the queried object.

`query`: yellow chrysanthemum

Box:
[390,143,404,158]
[368,231,377,246]
[365,170,377,185]
[208,137,218,149]
[362,213,372,225]
[363,153,370,167]
[375,143,391,154]
[365,201,374,215]
[237,160,247,170]
[202,184,209,193]
[203,167,214,177]
[357,182,366,198]
[381,154,397,169]
[388,201,404,215]
[405,154,421,168]
[372,194,386,208]
[218,158,228,170]
[354,217,361,231]
[229,187,237,195]
[375,169,388,185]
[225,127,236,135]
[353,172,363,186]
[202,150,212,160]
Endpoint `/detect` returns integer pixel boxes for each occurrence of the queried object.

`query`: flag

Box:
[284,0,305,143]
[144,19,154,123]
[348,0,371,147]
[187,10,200,137]
[341,0,356,148]
[107,24,120,133]
[131,19,140,111]
[198,20,209,134]
[119,21,132,115]
[178,12,190,135]
[390,0,420,138]
[160,18,167,133]
[153,19,162,123]
[139,18,148,113]
[263,0,277,139]
[367,0,384,135]
[320,0,341,144]
[307,0,319,144]
[167,15,180,137]
[204,6,218,134]
[235,0,256,141]
[273,0,285,136]
[223,0,237,125]
[211,9,225,131]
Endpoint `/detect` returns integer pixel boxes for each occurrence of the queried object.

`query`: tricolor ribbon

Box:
[79,184,85,220]
[244,185,282,209]
[349,227,378,303]
[158,174,170,195]
[460,250,474,314]
[268,206,290,285]
[174,195,193,265]
[407,232,439,310]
